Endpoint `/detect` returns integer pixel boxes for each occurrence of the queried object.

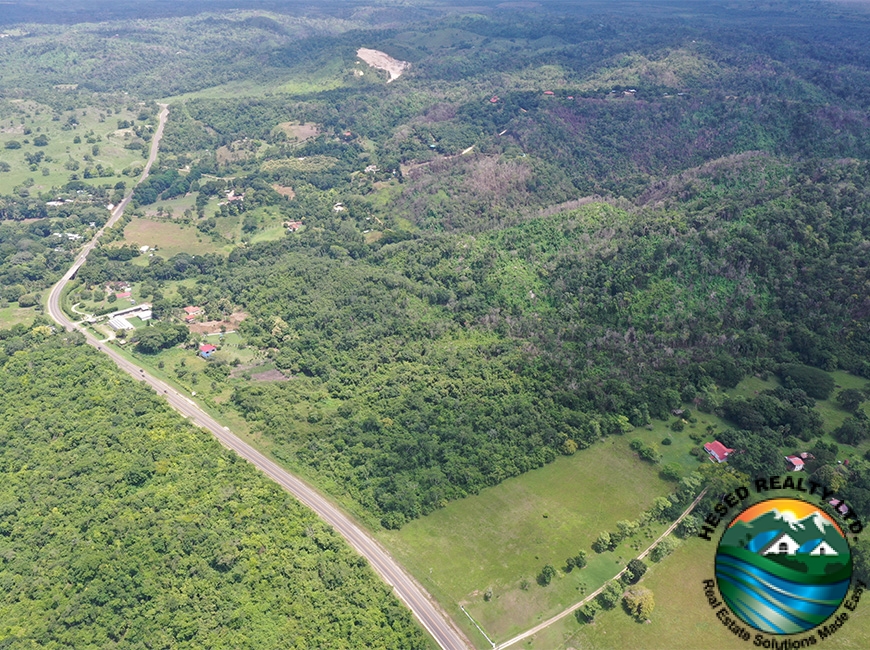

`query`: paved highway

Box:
[46,105,471,650]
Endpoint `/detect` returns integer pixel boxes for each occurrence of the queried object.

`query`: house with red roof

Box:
[184,306,203,323]
[199,343,217,358]
[785,455,805,472]
[704,440,735,463]
[115,291,131,299]
[543,90,555,96]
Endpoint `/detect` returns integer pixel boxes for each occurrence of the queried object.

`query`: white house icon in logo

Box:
[761,532,839,557]
[762,532,800,556]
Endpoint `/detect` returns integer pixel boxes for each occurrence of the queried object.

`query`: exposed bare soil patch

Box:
[357,48,410,82]
[250,369,290,382]
[188,310,247,335]
[272,184,296,199]
[229,363,290,382]
[277,121,319,141]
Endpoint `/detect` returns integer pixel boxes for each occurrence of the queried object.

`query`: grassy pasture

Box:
[0,99,147,193]
[0,304,38,329]
[119,216,232,257]
[379,438,684,644]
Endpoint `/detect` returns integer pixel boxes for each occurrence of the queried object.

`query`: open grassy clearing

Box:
[142,193,198,219]
[379,438,685,644]
[0,99,148,193]
[0,304,38,328]
[119,216,233,257]
[275,121,319,142]
[211,205,289,244]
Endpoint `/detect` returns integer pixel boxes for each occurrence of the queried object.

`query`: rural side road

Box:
[46,105,471,650]
[494,488,708,650]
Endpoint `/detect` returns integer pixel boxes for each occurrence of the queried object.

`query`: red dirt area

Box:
[272,184,296,199]
[187,310,247,335]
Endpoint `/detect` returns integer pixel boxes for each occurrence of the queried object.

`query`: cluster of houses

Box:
[704,441,817,474]
[760,532,838,558]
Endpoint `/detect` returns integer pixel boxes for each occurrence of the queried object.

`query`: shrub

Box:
[622,559,647,584]
[576,600,601,623]
[623,587,655,620]
[661,437,672,445]
[676,515,699,539]
[538,564,556,586]
[650,536,681,562]
[659,463,682,481]
[592,531,613,553]
[598,581,623,609]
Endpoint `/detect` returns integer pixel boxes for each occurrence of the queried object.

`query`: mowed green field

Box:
[379,438,684,645]
[0,99,148,193]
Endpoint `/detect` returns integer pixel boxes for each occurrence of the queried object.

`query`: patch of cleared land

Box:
[119,217,232,257]
[357,48,411,82]
[377,369,870,647]
[272,184,295,199]
[0,304,38,329]
[188,311,247,335]
[0,99,150,194]
[379,438,679,644]
[276,122,319,141]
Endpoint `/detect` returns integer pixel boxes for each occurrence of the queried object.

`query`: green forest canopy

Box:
[0,325,428,649]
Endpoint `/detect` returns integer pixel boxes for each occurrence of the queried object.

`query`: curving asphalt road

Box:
[46,104,471,650]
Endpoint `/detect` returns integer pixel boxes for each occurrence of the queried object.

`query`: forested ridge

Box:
[71,153,870,527]
[0,325,428,648]
[4,1,870,529]
[3,1,856,529]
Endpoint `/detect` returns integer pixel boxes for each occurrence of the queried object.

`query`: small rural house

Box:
[184,306,203,323]
[199,344,217,359]
[704,441,735,463]
[785,455,805,472]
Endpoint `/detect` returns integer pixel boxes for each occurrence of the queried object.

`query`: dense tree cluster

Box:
[0,325,427,648]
